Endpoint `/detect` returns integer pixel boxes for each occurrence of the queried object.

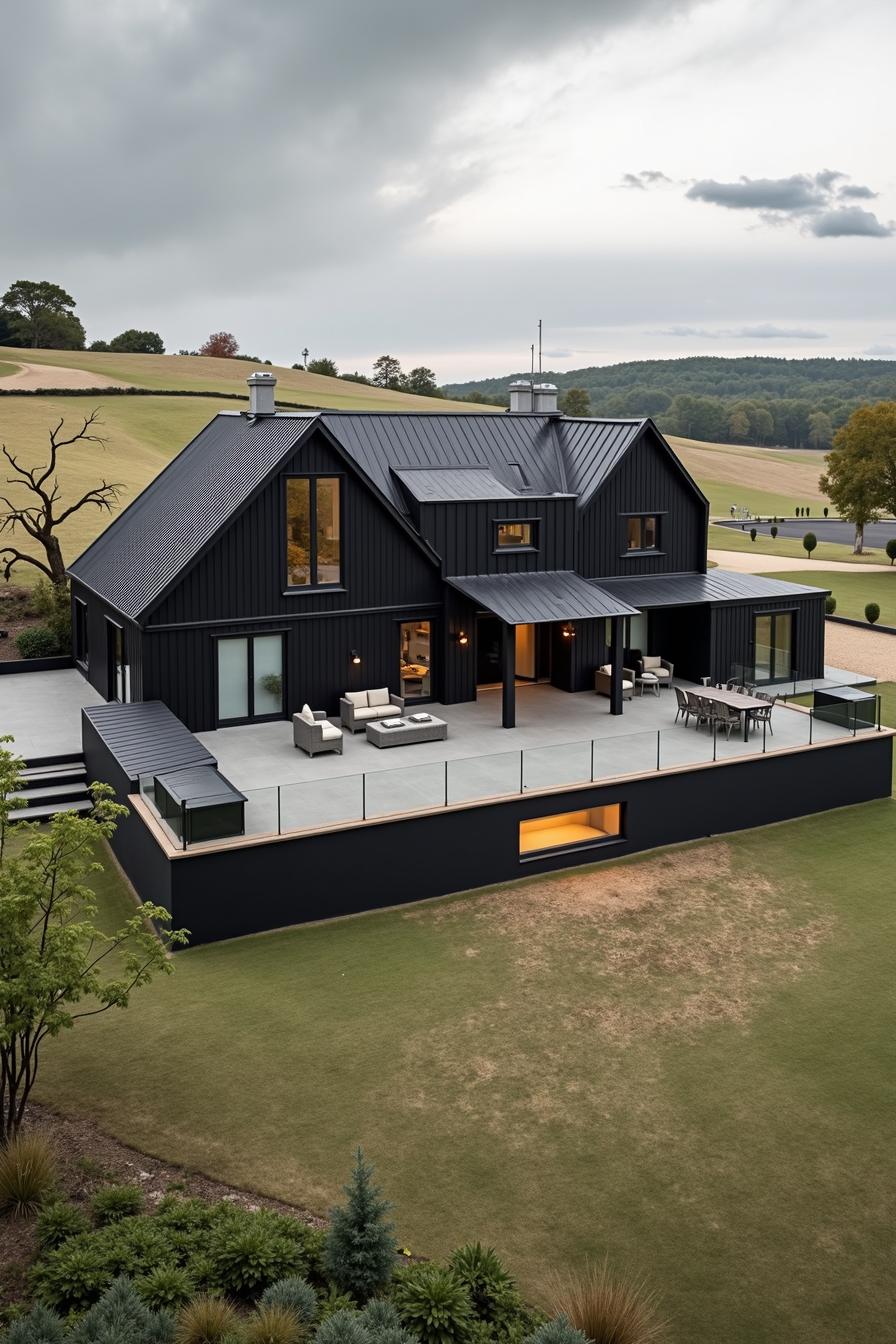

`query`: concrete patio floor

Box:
[196,680,864,837]
[0,668,104,758]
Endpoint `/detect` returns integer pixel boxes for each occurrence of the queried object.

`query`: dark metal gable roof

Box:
[393,466,523,502]
[68,413,313,620]
[447,571,638,624]
[559,418,646,506]
[597,571,830,609]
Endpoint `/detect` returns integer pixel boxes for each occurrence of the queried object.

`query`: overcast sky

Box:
[2,0,894,381]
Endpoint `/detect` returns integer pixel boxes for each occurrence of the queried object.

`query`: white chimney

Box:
[247,371,277,416]
[533,383,559,414]
[509,380,534,413]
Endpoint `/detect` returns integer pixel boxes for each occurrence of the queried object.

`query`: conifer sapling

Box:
[324,1149,397,1302]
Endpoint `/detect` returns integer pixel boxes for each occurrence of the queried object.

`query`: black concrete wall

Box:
[162,732,893,946]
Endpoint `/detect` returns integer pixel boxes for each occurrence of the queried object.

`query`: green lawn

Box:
[709,524,888,566]
[34,799,896,1344]
[0,360,20,379]
[761,569,896,625]
[698,478,823,519]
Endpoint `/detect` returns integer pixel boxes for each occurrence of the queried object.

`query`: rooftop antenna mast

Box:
[530,343,535,381]
[538,318,542,376]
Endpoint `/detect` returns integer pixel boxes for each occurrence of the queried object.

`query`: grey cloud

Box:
[863,343,896,356]
[810,208,894,238]
[838,184,877,200]
[619,169,672,189]
[656,325,717,337]
[686,174,828,211]
[732,324,826,339]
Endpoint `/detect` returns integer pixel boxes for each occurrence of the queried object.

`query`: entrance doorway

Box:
[753,611,793,683]
[476,615,503,685]
[106,620,129,703]
[216,634,284,724]
[399,619,433,701]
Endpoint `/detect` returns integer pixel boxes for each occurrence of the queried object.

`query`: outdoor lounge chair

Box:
[635,654,674,688]
[293,707,344,756]
[595,664,635,700]
[340,688,405,732]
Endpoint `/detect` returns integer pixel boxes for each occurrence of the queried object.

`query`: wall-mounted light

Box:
[561,623,576,639]
[456,630,469,647]
[350,650,362,665]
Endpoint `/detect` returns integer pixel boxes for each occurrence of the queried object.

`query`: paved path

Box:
[708,550,893,574]
[0,360,132,390]
[824,624,896,684]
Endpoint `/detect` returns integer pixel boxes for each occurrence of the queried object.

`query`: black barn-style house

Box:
[68,373,827,732]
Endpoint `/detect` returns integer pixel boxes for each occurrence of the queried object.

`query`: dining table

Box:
[690,685,760,743]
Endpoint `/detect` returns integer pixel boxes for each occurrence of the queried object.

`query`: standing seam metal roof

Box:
[82,702,217,786]
[446,571,638,624]
[596,571,830,608]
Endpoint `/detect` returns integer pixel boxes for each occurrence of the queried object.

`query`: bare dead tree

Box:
[0,411,123,585]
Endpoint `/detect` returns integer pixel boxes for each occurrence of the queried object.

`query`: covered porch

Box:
[446,570,639,726]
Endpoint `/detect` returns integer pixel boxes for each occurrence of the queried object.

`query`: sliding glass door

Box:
[754,612,793,683]
[217,634,284,724]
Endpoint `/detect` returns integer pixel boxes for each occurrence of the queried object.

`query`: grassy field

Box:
[667,435,829,518]
[761,569,896,625]
[0,360,20,379]
[709,524,889,566]
[0,347,492,412]
[34,799,896,1344]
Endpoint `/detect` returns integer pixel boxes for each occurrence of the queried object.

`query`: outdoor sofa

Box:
[340,688,405,732]
[293,706,344,756]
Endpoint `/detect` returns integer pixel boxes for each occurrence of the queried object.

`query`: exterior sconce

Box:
[561,623,576,639]
[350,650,362,665]
[457,630,469,646]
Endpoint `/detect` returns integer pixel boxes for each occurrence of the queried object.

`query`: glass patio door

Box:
[753,612,793,683]
[217,634,284,723]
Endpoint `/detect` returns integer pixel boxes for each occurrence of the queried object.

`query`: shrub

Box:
[803,531,817,558]
[31,578,72,654]
[324,1150,396,1302]
[825,595,837,614]
[522,1318,588,1344]
[260,1276,318,1325]
[137,1265,197,1311]
[35,1201,91,1251]
[318,1292,358,1323]
[313,1309,372,1344]
[0,1131,57,1217]
[175,1294,240,1344]
[865,602,881,625]
[1,1302,66,1344]
[92,1184,146,1224]
[823,506,829,517]
[770,525,778,539]
[207,1213,304,1298]
[749,528,757,542]
[15,625,59,659]
[32,1239,114,1313]
[67,1275,175,1344]
[244,1303,305,1344]
[360,1301,402,1336]
[886,538,896,565]
[448,1244,523,1335]
[543,1260,665,1344]
[392,1265,472,1344]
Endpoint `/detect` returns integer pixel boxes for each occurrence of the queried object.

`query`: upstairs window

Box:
[496,520,538,551]
[286,476,342,588]
[626,515,658,553]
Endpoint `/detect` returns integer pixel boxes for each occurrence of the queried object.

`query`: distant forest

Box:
[441,356,896,449]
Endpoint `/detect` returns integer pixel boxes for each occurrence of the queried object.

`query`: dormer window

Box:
[496,520,538,551]
[626,515,658,553]
[285,476,342,588]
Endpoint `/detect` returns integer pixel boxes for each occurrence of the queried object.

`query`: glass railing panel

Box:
[279,775,364,833]
[234,786,279,840]
[447,750,521,805]
[364,761,446,819]
[522,740,591,792]
[591,730,660,780]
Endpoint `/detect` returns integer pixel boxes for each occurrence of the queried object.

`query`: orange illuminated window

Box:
[519,804,622,856]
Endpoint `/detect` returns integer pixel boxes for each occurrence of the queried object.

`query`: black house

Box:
[68,373,827,733]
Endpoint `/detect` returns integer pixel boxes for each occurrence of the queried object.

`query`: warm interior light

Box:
[350,650,362,665]
[562,623,576,639]
[457,630,469,646]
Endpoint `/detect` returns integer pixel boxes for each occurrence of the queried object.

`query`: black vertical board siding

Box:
[710,594,825,682]
[71,581,142,703]
[578,429,707,578]
[416,497,576,576]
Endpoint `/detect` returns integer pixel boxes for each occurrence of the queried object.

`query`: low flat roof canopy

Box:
[597,570,830,609]
[447,570,638,625]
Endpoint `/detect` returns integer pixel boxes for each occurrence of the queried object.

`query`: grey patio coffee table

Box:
[365,715,448,748]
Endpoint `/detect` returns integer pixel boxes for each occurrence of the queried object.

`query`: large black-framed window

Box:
[284,475,343,589]
[74,598,88,668]
[495,519,539,552]
[753,610,794,684]
[399,618,434,701]
[216,633,285,724]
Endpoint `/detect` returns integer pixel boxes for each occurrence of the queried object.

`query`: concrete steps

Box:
[10,753,92,822]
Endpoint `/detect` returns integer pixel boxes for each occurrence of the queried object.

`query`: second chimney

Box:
[533,383,559,414]
[247,371,277,416]
[508,380,534,413]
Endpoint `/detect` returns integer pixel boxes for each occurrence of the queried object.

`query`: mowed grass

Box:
[0,360,20,379]
[34,799,896,1344]
[667,435,830,518]
[0,346,494,412]
[709,524,889,566]
[761,569,896,625]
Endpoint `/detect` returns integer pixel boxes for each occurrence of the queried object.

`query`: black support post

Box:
[610,614,624,717]
[502,622,516,728]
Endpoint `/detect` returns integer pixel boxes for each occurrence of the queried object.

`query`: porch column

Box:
[609,614,624,716]
[501,621,516,728]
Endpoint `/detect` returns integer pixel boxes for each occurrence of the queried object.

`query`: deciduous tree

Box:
[559,387,590,417]
[1,280,85,349]
[402,366,442,397]
[108,329,165,354]
[807,410,834,450]
[820,403,896,552]
[0,740,188,1140]
[0,412,122,585]
[199,331,239,358]
[307,357,339,377]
